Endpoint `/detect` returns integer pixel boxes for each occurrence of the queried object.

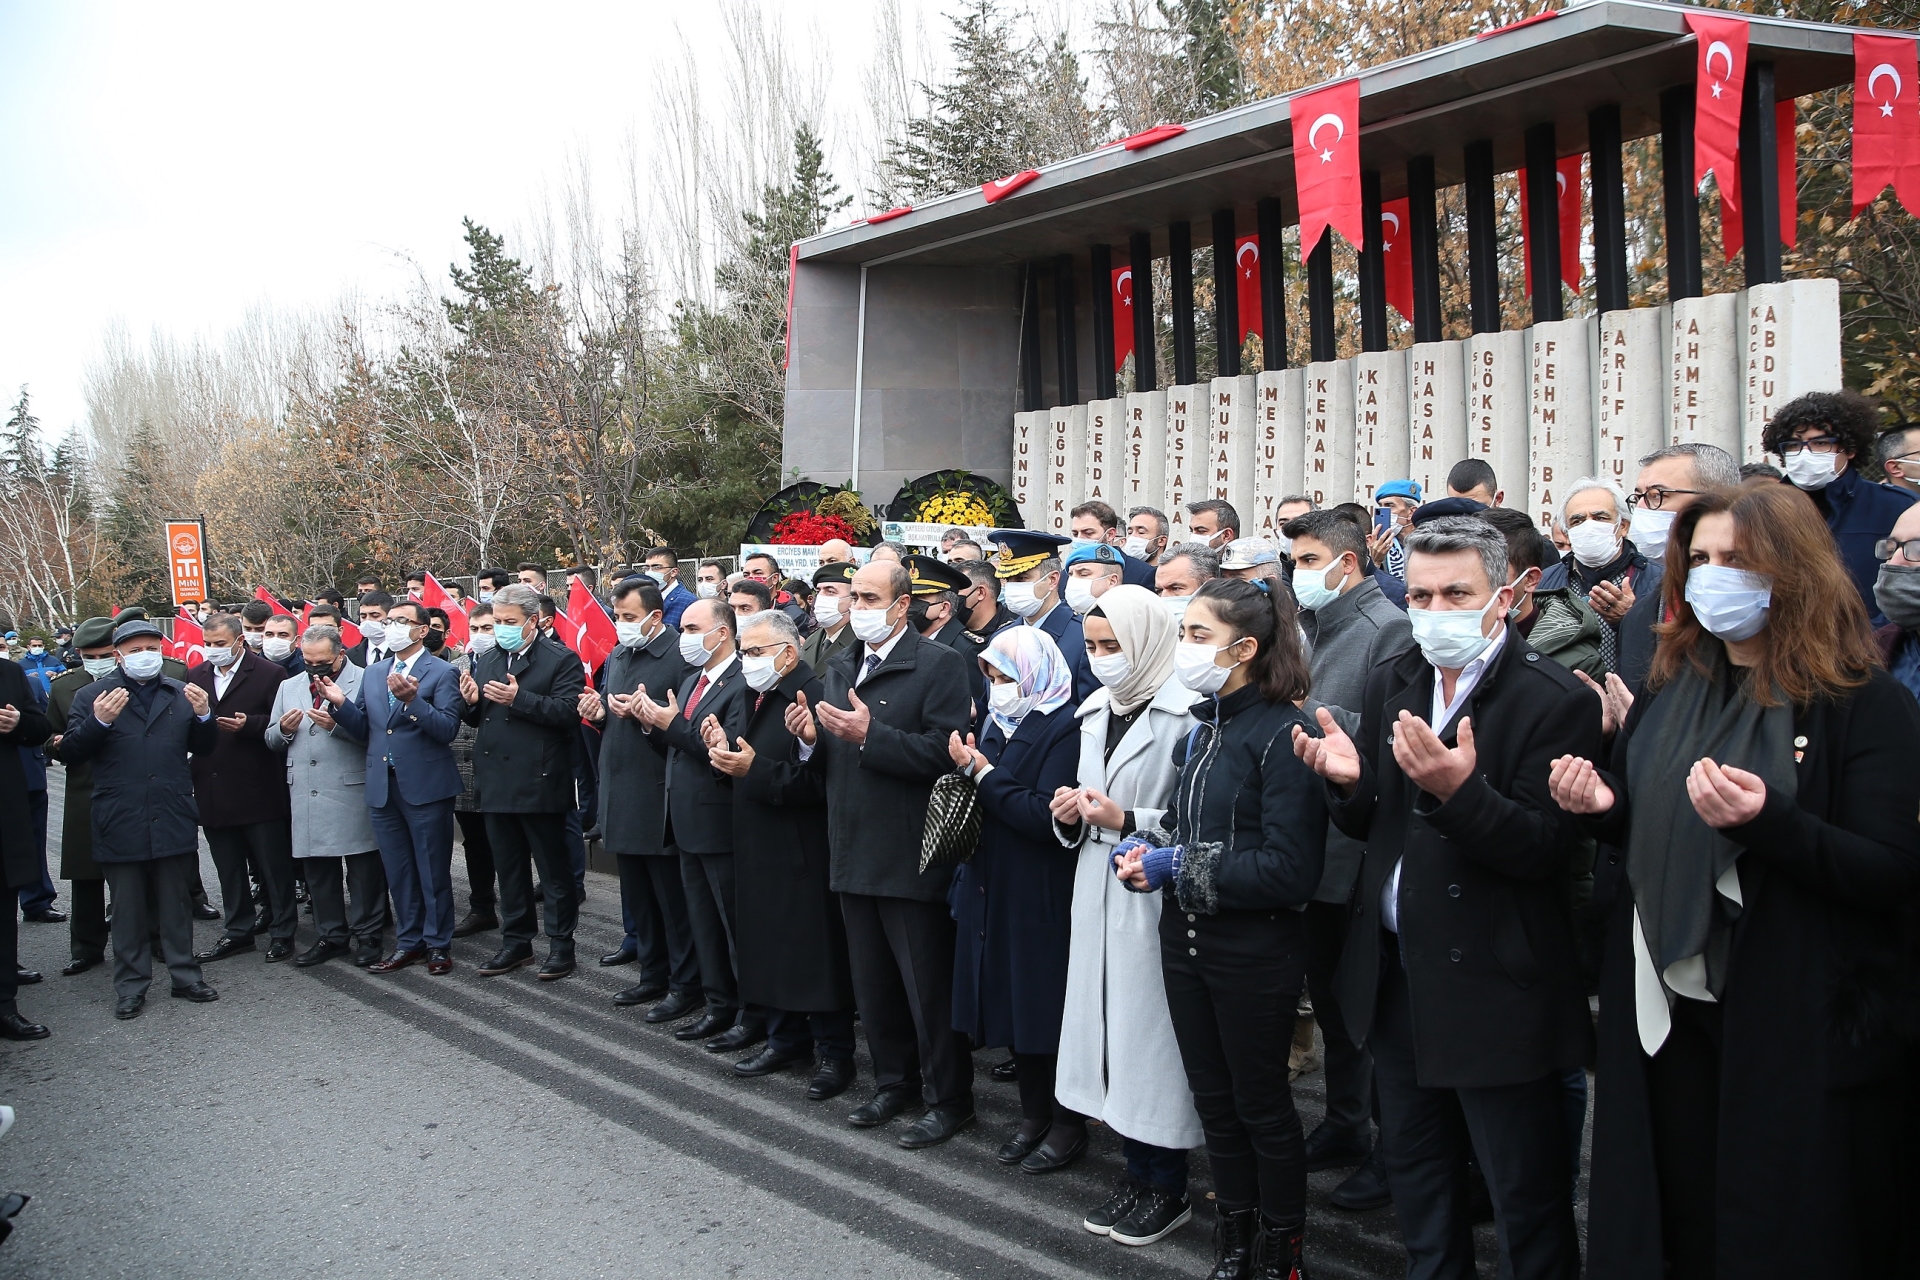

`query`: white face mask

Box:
[1004,577,1053,619]
[679,628,717,666]
[243,631,265,649]
[616,619,655,648]
[849,601,898,645]
[1174,640,1240,694]
[1161,594,1192,623]
[467,633,497,655]
[262,637,294,661]
[988,679,1037,724]
[203,642,239,669]
[359,619,388,648]
[477,591,494,605]
[1291,559,1347,612]
[83,656,118,679]
[1407,582,1514,670]
[122,650,165,681]
[1630,506,1678,560]
[1685,565,1773,641]
[696,581,720,599]
[1063,576,1098,616]
[742,650,784,692]
[1566,518,1622,568]
[1088,651,1131,688]
[814,593,844,629]
[1122,535,1151,561]
[1783,447,1839,490]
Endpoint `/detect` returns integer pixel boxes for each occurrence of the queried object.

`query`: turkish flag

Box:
[982,170,1040,203]
[1688,12,1748,220]
[1722,99,1801,257]
[1379,198,1413,321]
[565,576,619,676]
[297,602,361,648]
[1234,235,1263,342]
[173,609,206,667]
[1518,155,1585,295]
[1112,266,1135,373]
[252,586,294,616]
[783,244,797,371]
[1853,32,1920,217]
[419,571,470,647]
[1291,79,1364,261]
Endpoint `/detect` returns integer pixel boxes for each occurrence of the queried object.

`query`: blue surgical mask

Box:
[1685,565,1772,642]
[478,591,494,605]
[494,623,526,652]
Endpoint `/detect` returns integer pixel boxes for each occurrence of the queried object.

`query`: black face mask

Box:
[304,662,336,681]
[422,630,446,653]
[907,600,934,631]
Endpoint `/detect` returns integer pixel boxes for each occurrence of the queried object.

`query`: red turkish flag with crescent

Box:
[1291,79,1364,261]
[1687,11,1748,228]
[173,608,206,666]
[301,602,362,649]
[1379,198,1413,322]
[1234,235,1263,342]
[1723,99,1800,257]
[1853,32,1920,217]
[1518,155,1585,295]
[419,571,469,647]
[252,585,294,616]
[1111,266,1135,373]
[564,577,618,676]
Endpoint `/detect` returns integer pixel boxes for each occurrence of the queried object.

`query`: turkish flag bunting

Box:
[172,608,206,666]
[1722,99,1800,257]
[783,244,797,371]
[564,577,619,677]
[1687,12,1748,220]
[300,602,362,649]
[252,586,294,616]
[1518,155,1585,295]
[1112,266,1136,373]
[1234,235,1263,342]
[982,170,1040,203]
[1853,32,1920,217]
[1291,79,1364,261]
[1379,198,1414,322]
[419,571,470,647]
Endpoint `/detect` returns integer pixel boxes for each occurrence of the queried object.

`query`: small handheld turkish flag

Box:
[419,571,469,647]
[1112,266,1136,373]
[1290,79,1364,262]
[252,586,294,617]
[1379,199,1413,322]
[173,608,206,666]
[1234,235,1263,343]
[1853,32,1920,217]
[1687,11,1748,231]
[564,577,619,677]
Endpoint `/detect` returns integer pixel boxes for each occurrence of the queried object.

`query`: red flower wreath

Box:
[769,511,859,546]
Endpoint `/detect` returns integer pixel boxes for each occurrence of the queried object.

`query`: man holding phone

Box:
[1368,480,1422,581]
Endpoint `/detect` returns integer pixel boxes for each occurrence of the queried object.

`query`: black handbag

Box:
[919,768,982,873]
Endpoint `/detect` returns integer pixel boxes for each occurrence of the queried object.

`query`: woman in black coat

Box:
[1550,484,1920,1278]
[1115,577,1326,1280]
[946,625,1085,1173]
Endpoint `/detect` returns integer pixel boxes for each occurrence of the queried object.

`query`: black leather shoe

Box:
[114,994,145,1020]
[536,952,576,981]
[705,1022,767,1054]
[847,1086,918,1128]
[13,966,41,985]
[427,948,453,976]
[733,1043,807,1077]
[194,936,255,963]
[263,939,295,963]
[294,940,348,968]
[60,957,102,977]
[476,947,535,976]
[990,1057,1019,1082]
[598,946,638,967]
[1020,1123,1088,1174]
[0,1012,49,1041]
[898,1105,974,1150]
[1328,1143,1390,1211]
[21,908,67,924]
[644,989,702,1024]
[1304,1121,1370,1172]
[807,1057,855,1101]
[613,981,668,1007]
[250,914,271,937]
[170,981,219,1003]
[350,940,383,968]
[191,900,221,921]
[674,1010,732,1041]
[451,912,498,938]
[997,1124,1049,1165]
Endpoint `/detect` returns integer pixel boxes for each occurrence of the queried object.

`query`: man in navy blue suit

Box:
[327,599,464,975]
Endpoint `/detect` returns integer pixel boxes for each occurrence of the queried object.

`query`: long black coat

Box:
[950,703,1082,1053]
[1326,632,1602,1089]
[460,633,587,813]
[732,662,854,1013]
[46,667,100,878]
[595,627,691,858]
[0,659,53,890]
[185,650,292,828]
[802,626,973,903]
[650,658,752,856]
[1584,667,1920,1279]
[61,671,220,863]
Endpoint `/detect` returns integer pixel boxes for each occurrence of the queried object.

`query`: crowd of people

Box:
[1,388,1917,1278]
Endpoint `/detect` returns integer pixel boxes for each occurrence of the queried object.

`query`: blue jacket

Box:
[1121,552,1157,589]
[1034,601,1096,704]
[18,649,62,700]
[659,581,696,629]
[332,650,464,808]
[1803,467,1916,626]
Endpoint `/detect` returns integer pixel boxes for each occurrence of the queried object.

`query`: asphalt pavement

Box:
[0,768,1545,1279]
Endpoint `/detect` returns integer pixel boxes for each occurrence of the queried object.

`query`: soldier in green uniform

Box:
[799,561,861,672]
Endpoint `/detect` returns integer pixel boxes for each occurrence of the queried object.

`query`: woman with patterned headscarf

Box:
[946,624,1086,1173]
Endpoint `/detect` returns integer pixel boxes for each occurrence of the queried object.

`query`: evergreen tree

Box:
[100,420,175,611]
[1167,0,1250,115]
[444,218,540,339]
[4,386,43,481]
[882,0,1046,201]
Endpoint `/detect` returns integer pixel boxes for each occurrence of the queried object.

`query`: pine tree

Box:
[4,386,43,481]
[100,419,175,611]
[444,218,540,339]
[882,0,1046,201]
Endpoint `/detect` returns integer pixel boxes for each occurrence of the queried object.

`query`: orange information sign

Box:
[165,520,208,607]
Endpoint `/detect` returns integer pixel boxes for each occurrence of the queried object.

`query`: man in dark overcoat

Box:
[0,653,53,1038]
[45,617,118,974]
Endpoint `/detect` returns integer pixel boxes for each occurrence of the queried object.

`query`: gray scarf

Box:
[1625,645,1795,1003]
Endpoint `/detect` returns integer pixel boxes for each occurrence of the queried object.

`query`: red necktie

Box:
[684,673,709,719]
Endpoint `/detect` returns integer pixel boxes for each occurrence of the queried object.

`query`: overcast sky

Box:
[0,0,942,438]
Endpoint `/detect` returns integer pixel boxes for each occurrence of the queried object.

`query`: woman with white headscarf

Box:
[946,625,1085,1174]
[1048,584,1206,1248]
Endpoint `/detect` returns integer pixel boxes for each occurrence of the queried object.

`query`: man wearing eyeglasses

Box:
[1877,425,1920,498]
[1763,391,1917,626]
[1871,504,1920,703]
[1614,443,1742,688]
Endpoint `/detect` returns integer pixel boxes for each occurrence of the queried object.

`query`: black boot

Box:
[1206,1205,1258,1280]
[1254,1215,1308,1280]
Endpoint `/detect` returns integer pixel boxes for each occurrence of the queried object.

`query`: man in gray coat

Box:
[266,626,388,968]
[1285,508,1415,1205]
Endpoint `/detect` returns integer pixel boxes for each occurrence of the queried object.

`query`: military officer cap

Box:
[904,555,970,598]
[72,617,116,649]
[113,605,151,623]
[812,560,859,587]
[111,619,166,645]
[987,530,1072,580]
[1062,540,1125,571]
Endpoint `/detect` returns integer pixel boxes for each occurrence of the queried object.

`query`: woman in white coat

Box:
[1048,584,1205,1249]
[264,625,387,967]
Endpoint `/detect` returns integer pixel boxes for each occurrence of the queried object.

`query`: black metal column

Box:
[1170,221,1197,385]
[1212,208,1240,377]
[1090,244,1115,399]
[1524,123,1563,324]
[1052,254,1079,406]
[1307,231,1336,363]
[1739,61,1782,286]
[1589,104,1630,314]
[1408,155,1443,344]
[1257,197,1287,370]
[1465,139,1501,334]
[1129,231,1156,392]
[1358,171,1388,351]
[1661,84,1703,302]
[1021,263,1043,410]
